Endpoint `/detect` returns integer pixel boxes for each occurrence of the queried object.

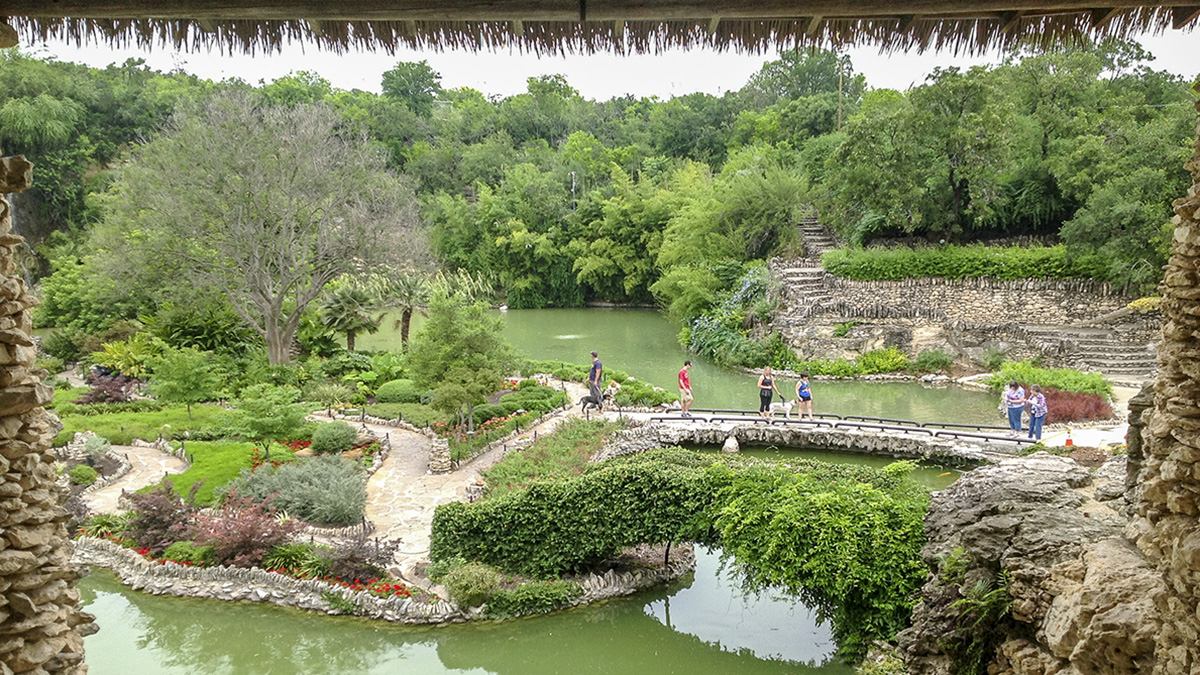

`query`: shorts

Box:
[680,389,693,404]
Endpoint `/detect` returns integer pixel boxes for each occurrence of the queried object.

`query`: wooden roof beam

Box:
[807,14,823,35]
[1173,4,1200,25]
[1089,7,1122,25]
[999,10,1025,31]
[897,14,920,31]
[707,15,721,33]
[306,18,323,35]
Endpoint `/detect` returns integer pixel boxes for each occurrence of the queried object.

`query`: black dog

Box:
[579,392,613,412]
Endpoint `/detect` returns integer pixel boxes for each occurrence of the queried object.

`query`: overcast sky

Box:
[28,29,1198,101]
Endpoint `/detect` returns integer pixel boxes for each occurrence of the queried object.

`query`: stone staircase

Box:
[798,216,838,259]
[1021,325,1158,380]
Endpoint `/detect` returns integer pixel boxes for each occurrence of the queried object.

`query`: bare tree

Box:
[105,92,426,363]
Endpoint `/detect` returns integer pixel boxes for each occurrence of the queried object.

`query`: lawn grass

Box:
[164,440,297,505]
[482,418,619,498]
[54,404,228,446]
[48,387,90,410]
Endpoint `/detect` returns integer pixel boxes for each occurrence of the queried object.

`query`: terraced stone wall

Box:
[0,156,95,674]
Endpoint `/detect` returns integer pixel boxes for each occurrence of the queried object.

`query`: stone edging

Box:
[72,536,696,623]
[74,450,132,497]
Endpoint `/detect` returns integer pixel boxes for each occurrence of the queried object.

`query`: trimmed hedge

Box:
[375,379,426,404]
[822,244,1097,282]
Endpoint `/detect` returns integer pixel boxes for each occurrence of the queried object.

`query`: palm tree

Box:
[318,283,381,351]
[387,273,430,351]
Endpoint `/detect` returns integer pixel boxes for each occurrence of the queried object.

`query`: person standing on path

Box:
[678,360,693,417]
[1003,380,1026,436]
[757,366,784,418]
[588,350,604,400]
[794,373,814,420]
[1027,384,1048,440]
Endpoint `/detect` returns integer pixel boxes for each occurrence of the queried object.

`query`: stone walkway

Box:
[85,444,188,513]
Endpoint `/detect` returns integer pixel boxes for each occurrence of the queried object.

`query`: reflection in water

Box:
[82,548,853,674]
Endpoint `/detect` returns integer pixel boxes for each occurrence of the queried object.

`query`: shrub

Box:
[263,542,331,577]
[307,382,354,411]
[320,535,402,583]
[375,378,423,404]
[485,580,582,618]
[987,361,1112,396]
[364,402,444,427]
[310,421,358,455]
[1045,388,1114,423]
[856,346,910,374]
[981,347,1007,372]
[822,244,1093,282]
[189,494,300,568]
[36,356,66,376]
[44,330,83,362]
[912,349,954,373]
[223,455,367,526]
[833,320,860,338]
[127,481,199,556]
[73,374,138,404]
[442,562,504,607]
[79,512,133,538]
[484,419,619,498]
[425,556,466,583]
[68,464,99,486]
[1127,296,1162,313]
[472,403,507,424]
[82,435,111,458]
[161,541,215,566]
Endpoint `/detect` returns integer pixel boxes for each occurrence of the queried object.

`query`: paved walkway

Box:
[85,444,188,513]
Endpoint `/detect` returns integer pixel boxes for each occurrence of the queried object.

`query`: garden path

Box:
[85,444,187,514]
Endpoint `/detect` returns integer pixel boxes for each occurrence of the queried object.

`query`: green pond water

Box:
[357,307,1000,425]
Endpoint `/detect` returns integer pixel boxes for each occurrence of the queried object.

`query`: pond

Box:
[357,307,1000,425]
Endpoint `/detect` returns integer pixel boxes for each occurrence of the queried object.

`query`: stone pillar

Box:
[428,438,452,474]
[0,155,95,675]
[1133,88,1200,675]
[1125,382,1153,495]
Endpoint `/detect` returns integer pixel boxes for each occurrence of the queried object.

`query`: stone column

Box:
[1125,382,1153,495]
[0,155,95,675]
[1133,87,1200,675]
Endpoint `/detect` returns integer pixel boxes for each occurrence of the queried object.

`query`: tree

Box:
[318,282,381,351]
[381,61,443,117]
[102,92,426,364]
[149,347,223,419]
[406,292,514,435]
[228,384,307,455]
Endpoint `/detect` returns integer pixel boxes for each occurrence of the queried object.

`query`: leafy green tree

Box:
[100,91,425,364]
[258,71,333,107]
[149,347,223,419]
[407,292,514,434]
[381,61,443,117]
[228,383,307,454]
[318,282,382,351]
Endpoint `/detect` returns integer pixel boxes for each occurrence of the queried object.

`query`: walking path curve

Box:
[84,444,187,513]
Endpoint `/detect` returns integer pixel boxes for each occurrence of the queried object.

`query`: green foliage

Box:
[497,385,569,414]
[485,580,583,618]
[484,419,617,498]
[227,384,308,450]
[162,441,296,505]
[364,402,444,426]
[161,541,215,566]
[821,245,1096,282]
[935,546,973,584]
[310,421,359,455]
[375,378,424,404]
[833,321,860,338]
[54,403,227,446]
[79,512,133,538]
[322,591,360,615]
[91,332,167,377]
[442,561,505,607]
[855,347,911,374]
[307,382,354,411]
[944,573,1014,675]
[82,435,112,458]
[225,455,366,526]
[68,464,99,486]
[981,348,1007,372]
[912,350,954,373]
[425,556,467,583]
[987,361,1112,396]
[149,347,224,419]
[263,542,333,577]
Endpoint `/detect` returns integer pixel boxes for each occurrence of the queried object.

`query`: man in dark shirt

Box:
[588,350,603,399]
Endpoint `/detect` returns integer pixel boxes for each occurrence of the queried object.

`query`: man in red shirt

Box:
[678,360,693,417]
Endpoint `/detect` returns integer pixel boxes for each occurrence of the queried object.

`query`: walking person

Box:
[678,360,694,417]
[757,366,784,418]
[1027,384,1048,441]
[588,350,604,400]
[1003,380,1026,436]
[794,373,814,420]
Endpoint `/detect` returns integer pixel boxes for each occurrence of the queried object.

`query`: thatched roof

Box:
[2,1,1197,55]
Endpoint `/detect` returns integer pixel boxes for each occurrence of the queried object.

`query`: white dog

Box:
[768,398,796,419]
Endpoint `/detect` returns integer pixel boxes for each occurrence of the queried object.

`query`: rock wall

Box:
[1128,92,1200,675]
[0,156,95,675]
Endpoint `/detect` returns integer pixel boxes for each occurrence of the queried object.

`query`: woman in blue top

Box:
[794,373,814,421]
[1003,381,1026,435]
[1027,384,1048,440]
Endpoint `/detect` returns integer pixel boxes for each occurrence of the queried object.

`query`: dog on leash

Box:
[768,398,796,419]
[579,392,613,412]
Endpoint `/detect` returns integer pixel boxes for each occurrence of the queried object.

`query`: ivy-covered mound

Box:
[431,449,929,659]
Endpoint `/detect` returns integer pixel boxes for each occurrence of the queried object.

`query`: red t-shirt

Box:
[678,367,690,390]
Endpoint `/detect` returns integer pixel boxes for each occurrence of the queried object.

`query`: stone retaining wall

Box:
[72,536,695,624]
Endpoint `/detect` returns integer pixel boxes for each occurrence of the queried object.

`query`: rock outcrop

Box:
[0,156,95,675]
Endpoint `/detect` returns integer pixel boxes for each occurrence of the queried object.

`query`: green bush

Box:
[856,346,910,374]
[310,421,358,455]
[485,580,582,618]
[223,455,367,526]
[82,435,112,458]
[375,378,423,404]
[442,561,504,607]
[161,441,297,505]
[364,402,444,427]
[263,542,331,577]
[425,556,466,583]
[822,244,1095,282]
[499,385,568,413]
[79,512,133,538]
[44,330,84,362]
[987,361,1112,396]
[68,465,99,486]
[912,349,954,373]
[161,541,215,566]
[472,403,507,424]
[981,348,1007,372]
